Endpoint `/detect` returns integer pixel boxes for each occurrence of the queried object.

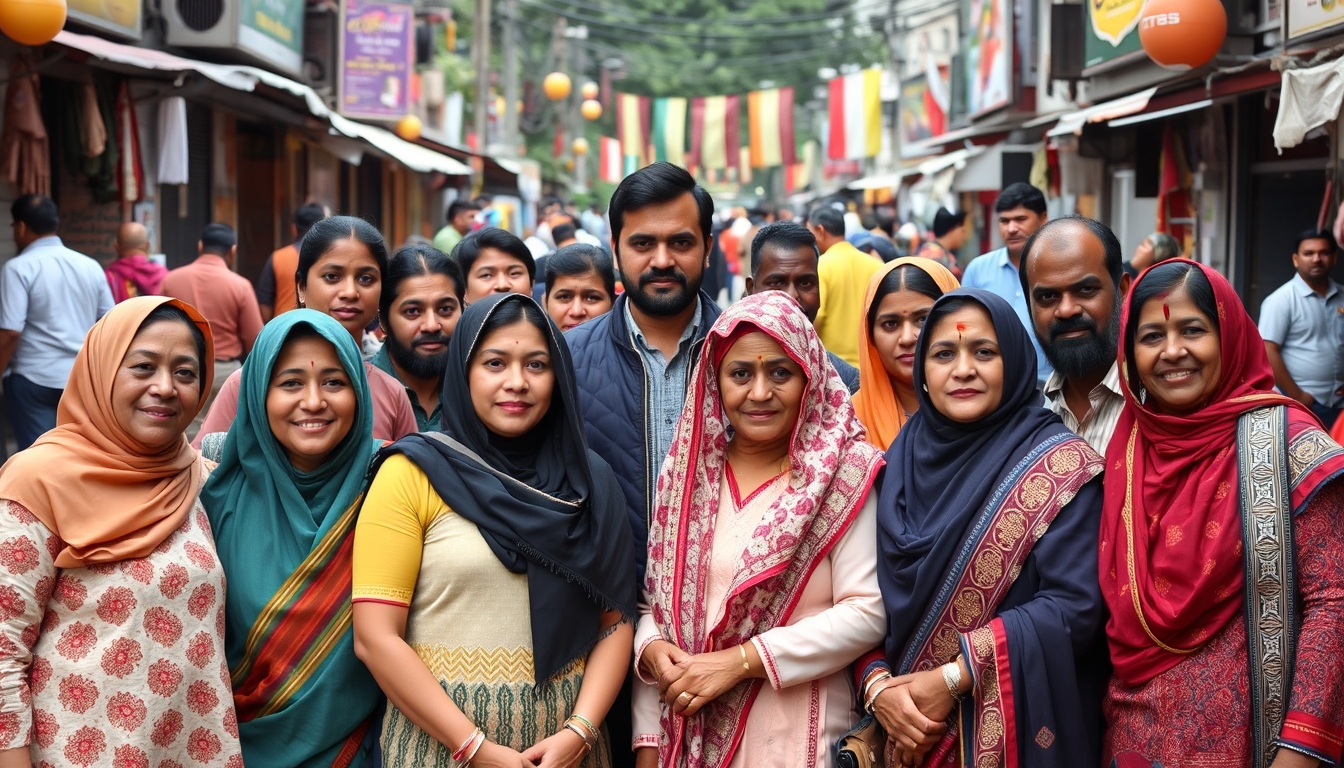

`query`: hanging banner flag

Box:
[739,148,753,184]
[615,93,651,166]
[689,94,741,170]
[599,137,623,183]
[651,97,688,167]
[924,54,949,138]
[827,68,882,160]
[747,86,796,169]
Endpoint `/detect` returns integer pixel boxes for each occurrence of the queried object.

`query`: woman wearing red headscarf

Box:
[1102,260,1344,768]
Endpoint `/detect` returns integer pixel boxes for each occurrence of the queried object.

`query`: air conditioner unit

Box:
[165,0,305,77]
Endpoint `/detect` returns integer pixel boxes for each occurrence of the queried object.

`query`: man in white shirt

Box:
[1020,215,1130,453]
[0,195,114,449]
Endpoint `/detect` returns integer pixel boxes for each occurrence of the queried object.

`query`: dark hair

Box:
[923,295,979,339]
[1019,215,1123,299]
[294,203,327,239]
[749,221,819,278]
[874,208,896,237]
[380,244,466,320]
[551,222,577,244]
[296,215,390,290]
[472,297,553,360]
[140,304,208,393]
[994,182,1047,215]
[807,206,846,237]
[1294,228,1338,255]
[1123,261,1218,392]
[446,199,480,223]
[608,162,714,251]
[11,194,58,235]
[200,223,237,256]
[867,265,947,332]
[454,227,536,282]
[544,243,616,299]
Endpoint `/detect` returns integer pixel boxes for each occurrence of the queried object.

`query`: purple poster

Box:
[339,0,414,120]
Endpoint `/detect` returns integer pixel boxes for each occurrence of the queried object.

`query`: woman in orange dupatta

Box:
[854,257,959,450]
[1102,260,1344,768]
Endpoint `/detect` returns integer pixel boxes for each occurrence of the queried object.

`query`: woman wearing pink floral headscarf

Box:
[631,291,886,767]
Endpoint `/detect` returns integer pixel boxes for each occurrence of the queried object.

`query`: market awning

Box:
[1048,87,1159,137]
[911,118,1023,152]
[916,146,985,177]
[53,30,473,176]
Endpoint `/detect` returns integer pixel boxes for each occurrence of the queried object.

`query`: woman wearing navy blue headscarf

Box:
[866,289,1108,768]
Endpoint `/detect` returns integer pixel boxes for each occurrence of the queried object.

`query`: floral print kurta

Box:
[0,489,242,767]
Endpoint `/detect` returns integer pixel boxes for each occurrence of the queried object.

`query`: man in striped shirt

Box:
[1019,216,1130,453]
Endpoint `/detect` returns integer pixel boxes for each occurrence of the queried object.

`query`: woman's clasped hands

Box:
[641,639,756,718]
[871,667,961,768]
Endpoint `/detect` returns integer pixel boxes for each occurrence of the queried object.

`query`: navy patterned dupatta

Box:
[877,289,1108,767]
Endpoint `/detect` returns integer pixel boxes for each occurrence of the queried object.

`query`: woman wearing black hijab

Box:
[865,289,1108,768]
[351,293,636,768]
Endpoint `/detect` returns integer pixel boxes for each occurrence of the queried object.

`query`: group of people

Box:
[0,160,1340,768]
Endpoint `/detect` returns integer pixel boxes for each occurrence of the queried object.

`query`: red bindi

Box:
[1162,303,1170,320]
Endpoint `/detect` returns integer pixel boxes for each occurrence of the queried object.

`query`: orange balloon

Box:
[572,137,590,155]
[581,81,599,100]
[565,158,576,172]
[0,0,67,46]
[395,115,422,141]
[581,99,602,121]
[1139,0,1226,71]
[543,72,572,101]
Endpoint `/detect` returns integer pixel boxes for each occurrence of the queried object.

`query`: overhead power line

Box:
[517,0,855,39]
[523,0,888,26]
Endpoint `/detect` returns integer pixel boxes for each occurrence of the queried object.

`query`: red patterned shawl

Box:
[645,291,884,768]
[1100,260,1323,687]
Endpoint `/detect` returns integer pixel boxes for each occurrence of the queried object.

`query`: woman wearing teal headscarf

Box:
[200,309,383,768]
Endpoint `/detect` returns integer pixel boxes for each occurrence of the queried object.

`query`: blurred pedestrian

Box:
[161,222,264,439]
[544,243,615,331]
[808,205,883,367]
[1125,231,1181,276]
[432,198,480,257]
[0,194,114,449]
[454,227,536,303]
[105,221,167,303]
[258,202,328,321]
[916,207,967,278]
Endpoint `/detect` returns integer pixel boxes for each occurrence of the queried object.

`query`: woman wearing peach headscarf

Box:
[0,296,242,768]
[853,257,960,450]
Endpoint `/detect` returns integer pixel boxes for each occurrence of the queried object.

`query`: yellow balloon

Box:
[581,99,602,121]
[395,115,423,141]
[581,81,600,100]
[543,72,572,101]
[0,0,67,46]
[572,137,590,155]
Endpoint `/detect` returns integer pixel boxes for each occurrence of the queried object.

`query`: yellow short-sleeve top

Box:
[352,452,455,606]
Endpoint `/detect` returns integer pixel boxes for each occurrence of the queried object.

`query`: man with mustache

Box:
[1020,215,1130,452]
[565,162,721,768]
[370,244,465,432]
[1258,228,1344,428]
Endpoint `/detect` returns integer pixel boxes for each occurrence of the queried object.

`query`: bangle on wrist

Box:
[941,662,966,702]
[738,643,751,673]
[452,727,482,762]
[865,678,895,714]
[566,714,599,744]
[862,669,891,704]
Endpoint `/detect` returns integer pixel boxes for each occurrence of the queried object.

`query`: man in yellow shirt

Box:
[807,205,882,366]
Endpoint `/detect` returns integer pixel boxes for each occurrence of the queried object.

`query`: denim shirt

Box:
[624,298,702,464]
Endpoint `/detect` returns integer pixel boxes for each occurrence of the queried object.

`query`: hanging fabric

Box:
[0,54,50,196]
[115,81,143,203]
[157,96,189,185]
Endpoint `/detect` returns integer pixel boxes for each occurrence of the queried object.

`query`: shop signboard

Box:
[1084,0,1146,70]
[239,0,305,74]
[902,77,935,149]
[1289,0,1344,39]
[339,1,416,121]
[965,0,1012,117]
[67,0,142,41]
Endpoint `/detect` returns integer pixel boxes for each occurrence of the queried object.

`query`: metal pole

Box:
[573,28,588,191]
[471,0,492,155]
[501,0,519,158]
